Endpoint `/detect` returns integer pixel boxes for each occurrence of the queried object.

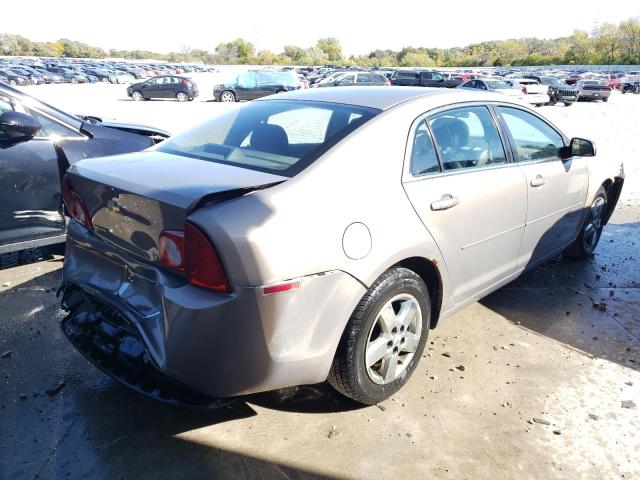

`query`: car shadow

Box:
[480,215,640,372]
[0,265,347,479]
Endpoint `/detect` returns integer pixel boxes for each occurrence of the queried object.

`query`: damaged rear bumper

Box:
[60,286,228,408]
[60,220,366,403]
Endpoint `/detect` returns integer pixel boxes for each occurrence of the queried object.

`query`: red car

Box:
[607,74,623,90]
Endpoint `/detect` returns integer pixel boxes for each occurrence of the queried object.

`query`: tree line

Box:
[1,18,639,66]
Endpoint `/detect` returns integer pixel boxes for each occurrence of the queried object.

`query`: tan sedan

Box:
[60,87,624,406]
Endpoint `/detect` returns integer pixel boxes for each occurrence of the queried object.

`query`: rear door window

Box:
[428,106,507,171]
[410,121,439,176]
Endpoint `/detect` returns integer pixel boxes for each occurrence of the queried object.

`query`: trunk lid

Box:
[67,151,286,262]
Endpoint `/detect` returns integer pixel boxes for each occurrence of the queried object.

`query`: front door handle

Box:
[530,175,545,187]
[431,194,459,211]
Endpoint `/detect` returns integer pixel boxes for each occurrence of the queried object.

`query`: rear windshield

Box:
[486,80,511,89]
[158,100,380,177]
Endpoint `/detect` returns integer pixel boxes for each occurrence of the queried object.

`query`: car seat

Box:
[250,123,289,155]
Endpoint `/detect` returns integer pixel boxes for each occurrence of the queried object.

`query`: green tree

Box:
[316,38,343,62]
[593,23,621,64]
[283,45,305,63]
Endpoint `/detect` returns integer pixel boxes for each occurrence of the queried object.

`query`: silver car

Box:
[60,87,624,406]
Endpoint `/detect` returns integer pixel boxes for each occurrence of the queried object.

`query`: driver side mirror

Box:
[0,111,41,140]
[561,137,596,159]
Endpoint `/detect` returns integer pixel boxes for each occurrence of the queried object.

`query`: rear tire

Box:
[564,186,607,260]
[328,267,430,405]
[564,102,573,106]
[9,80,16,86]
[176,92,188,102]
[71,77,78,84]
[602,97,609,102]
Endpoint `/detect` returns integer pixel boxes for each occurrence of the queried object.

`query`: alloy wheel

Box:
[583,197,605,252]
[221,92,234,102]
[365,293,422,385]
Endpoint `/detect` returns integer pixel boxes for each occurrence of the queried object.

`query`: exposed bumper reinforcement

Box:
[60,285,230,409]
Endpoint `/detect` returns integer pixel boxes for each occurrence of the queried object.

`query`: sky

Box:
[4,1,639,56]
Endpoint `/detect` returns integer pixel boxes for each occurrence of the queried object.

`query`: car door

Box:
[235,72,258,100]
[141,77,162,98]
[402,104,527,303]
[0,94,64,251]
[255,72,278,98]
[335,74,355,87]
[356,74,374,86]
[495,105,589,268]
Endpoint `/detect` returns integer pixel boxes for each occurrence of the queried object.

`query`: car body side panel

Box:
[517,157,589,268]
[403,166,528,303]
[0,138,64,247]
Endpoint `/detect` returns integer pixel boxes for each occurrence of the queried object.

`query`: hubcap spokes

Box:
[365,294,422,385]
[584,197,605,251]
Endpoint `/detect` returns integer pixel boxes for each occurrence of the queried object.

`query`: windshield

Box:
[158,100,380,177]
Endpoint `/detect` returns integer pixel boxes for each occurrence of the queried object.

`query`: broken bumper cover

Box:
[60,286,228,408]
[60,220,366,402]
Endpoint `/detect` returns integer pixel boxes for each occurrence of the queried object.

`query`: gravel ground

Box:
[1,81,639,480]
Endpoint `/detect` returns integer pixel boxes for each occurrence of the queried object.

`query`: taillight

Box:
[61,178,93,230]
[182,79,191,88]
[159,231,185,271]
[522,86,528,94]
[159,223,230,293]
[385,80,391,86]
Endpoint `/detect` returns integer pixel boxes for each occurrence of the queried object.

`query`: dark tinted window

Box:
[158,100,380,177]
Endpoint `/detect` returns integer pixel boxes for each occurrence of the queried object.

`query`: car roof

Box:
[258,86,471,110]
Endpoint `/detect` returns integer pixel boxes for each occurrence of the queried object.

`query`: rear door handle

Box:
[431,194,459,211]
[530,175,545,187]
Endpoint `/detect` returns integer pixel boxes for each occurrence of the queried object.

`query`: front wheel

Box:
[131,91,144,101]
[220,91,236,102]
[328,267,430,405]
[71,77,78,84]
[602,97,609,102]
[9,79,16,86]
[564,186,607,260]
[564,102,573,107]
[176,92,188,102]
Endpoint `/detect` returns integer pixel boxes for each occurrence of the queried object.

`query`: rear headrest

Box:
[431,117,469,148]
[250,123,289,155]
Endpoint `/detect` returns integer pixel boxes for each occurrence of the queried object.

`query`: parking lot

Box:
[1,81,639,479]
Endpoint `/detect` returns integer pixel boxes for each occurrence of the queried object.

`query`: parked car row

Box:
[0,57,216,86]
